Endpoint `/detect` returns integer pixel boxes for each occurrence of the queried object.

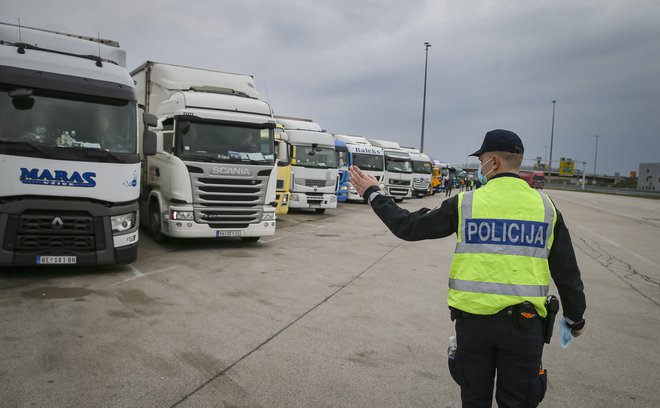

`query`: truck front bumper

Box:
[161,219,276,239]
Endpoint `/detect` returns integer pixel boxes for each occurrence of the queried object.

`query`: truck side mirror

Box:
[143,112,158,127]
[277,160,289,167]
[143,130,157,156]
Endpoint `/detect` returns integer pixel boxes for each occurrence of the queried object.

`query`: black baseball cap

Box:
[469,129,524,157]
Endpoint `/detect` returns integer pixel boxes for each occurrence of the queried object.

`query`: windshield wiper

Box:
[84,148,124,163]
[182,154,222,163]
[0,140,52,158]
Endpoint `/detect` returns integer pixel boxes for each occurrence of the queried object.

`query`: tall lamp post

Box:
[420,41,431,153]
[547,100,556,186]
[593,134,601,184]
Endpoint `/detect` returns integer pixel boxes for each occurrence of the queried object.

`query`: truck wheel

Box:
[241,236,260,243]
[315,208,326,214]
[149,202,167,243]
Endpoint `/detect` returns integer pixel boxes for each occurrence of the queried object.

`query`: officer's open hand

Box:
[348,165,379,197]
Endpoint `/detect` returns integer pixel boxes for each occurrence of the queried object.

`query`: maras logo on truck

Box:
[19,168,96,187]
[211,166,251,176]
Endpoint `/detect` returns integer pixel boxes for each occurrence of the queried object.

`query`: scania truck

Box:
[333,134,384,201]
[0,22,155,266]
[275,116,338,214]
[131,62,277,242]
[367,139,412,201]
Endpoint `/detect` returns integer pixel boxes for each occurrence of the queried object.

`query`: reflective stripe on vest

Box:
[449,278,549,297]
[455,190,554,258]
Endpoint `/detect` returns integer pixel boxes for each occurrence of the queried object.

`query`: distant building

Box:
[638,163,660,191]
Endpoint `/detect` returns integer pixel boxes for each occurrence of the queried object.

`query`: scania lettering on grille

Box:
[465,218,548,248]
[211,167,250,176]
[20,168,97,187]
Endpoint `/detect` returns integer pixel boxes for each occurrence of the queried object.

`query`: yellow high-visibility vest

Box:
[448,176,557,317]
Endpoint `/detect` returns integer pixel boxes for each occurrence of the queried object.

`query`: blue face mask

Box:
[476,157,494,184]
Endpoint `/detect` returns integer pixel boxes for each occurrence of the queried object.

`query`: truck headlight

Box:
[262,212,276,221]
[340,185,348,191]
[171,210,194,220]
[290,194,299,201]
[330,195,337,202]
[111,213,136,233]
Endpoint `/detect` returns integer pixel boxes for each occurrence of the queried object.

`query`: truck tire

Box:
[315,208,326,214]
[241,236,260,242]
[149,201,167,243]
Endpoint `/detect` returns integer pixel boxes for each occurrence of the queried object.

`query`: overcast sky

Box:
[5,0,660,176]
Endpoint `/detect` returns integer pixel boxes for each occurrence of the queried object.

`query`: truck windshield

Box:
[0,86,136,155]
[412,161,432,174]
[385,157,412,173]
[293,145,337,168]
[176,120,274,164]
[353,153,384,171]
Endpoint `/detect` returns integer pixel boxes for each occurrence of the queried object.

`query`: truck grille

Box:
[390,179,411,186]
[304,179,330,187]
[189,165,271,227]
[413,181,430,190]
[306,193,324,204]
[9,212,97,252]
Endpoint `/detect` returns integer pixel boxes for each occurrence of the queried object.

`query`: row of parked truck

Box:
[0,23,445,267]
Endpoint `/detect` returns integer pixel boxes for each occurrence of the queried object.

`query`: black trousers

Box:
[449,313,547,408]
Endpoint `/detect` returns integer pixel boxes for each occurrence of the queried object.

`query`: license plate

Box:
[36,256,77,265]
[215,230,241,237]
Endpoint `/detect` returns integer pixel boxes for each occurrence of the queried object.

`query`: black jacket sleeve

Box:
[548,209,587,329]
[365,186,458,241]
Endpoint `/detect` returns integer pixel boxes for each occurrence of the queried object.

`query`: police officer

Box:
[348,129,586,408]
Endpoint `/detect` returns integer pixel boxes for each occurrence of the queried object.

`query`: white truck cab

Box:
[132,62,277,242]
[0,22,155,266]
[332,134,384,201]
[402,148,433,197]
[367,139,412,201]
[276,116,338,214]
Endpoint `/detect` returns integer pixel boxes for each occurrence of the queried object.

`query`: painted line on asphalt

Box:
[166,240,405,407]
[111,266,177,286]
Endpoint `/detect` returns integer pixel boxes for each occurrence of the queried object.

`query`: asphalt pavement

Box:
[1,189,659,407]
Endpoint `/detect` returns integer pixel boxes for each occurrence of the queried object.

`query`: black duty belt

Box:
[450,306,514,321]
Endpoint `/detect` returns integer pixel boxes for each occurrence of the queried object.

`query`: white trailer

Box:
[131,62,277,242]
[0,22,155,266]
[276,116,338,213]
[332,134,384,201]
[367,139,413,201]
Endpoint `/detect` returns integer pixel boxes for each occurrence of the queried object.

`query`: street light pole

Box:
[593,134,601,183]
[547,100,556,186]
[420,41,431,153]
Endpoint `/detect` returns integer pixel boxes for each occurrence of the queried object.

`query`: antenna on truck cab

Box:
[95,31,103,67]
[17,18,25,54]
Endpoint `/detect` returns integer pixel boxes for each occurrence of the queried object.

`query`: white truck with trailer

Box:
[367,139,412,201]
[131,62,277,242]
[332,134,384,201]
[275,116,338,213]
[0,22,155,266]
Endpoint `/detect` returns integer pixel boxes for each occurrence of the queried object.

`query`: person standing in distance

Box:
[348,129,586,408]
